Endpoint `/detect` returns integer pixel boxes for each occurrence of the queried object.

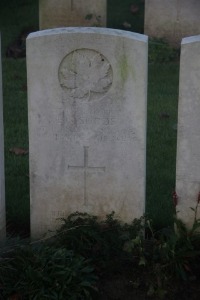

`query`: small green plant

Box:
[124,194,200,298]
[55,212,143,269]
[0,212,145,299]
[148,37,180,63]
[0,210,200,299]
[0,245,97,299]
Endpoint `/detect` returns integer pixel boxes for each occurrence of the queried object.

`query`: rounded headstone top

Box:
[27,27,148,43]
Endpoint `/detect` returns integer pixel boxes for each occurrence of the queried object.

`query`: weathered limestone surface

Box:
[27,28,148,239]
[39,0,107,29]
[0,35,5,241]
[145,0,200,47]
[176,35,200,227]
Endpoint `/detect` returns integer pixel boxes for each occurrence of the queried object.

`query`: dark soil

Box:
[97,268,146,299]
[96,260,200,300]
[6,27,37,58]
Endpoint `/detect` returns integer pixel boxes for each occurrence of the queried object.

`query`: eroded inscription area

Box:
[58,49,113,101]
[68,146,105,205]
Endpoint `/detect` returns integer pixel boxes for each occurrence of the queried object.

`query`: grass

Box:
[147,62,179,228]
[3,59,30,233]
[0,0,179,235]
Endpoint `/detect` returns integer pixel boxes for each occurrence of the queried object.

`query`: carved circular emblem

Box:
[58,49,113,100]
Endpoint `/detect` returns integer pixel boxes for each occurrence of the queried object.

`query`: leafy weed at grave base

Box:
[0,211,200,299]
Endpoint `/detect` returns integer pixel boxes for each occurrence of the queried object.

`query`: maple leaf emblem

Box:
[59,49,113,100]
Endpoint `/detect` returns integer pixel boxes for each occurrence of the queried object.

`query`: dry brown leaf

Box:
[8,292,22,300]
[130,4,139,14]
[9,147,28,155]
[21,84,27,91]
[159,112,170,119]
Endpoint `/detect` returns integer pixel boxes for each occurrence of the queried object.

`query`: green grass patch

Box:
[147,62,179,228]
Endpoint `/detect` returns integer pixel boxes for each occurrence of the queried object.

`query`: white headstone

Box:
[27,28,148,239]
[176,35,200,228]
[0,35,5,241]
[39,0,107,30]
[145,0,200,47]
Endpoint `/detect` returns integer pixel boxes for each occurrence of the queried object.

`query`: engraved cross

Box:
[68,146,106,205]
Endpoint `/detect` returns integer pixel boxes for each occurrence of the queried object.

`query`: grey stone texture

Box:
[145,0,200,47]
[0,35,5,241]
[27,28,148,239]
[176,35,200,228]
[39,0,107,29]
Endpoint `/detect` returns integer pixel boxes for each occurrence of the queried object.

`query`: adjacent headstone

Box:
[27,28,148,239]
[176,35,200,228]
[0,34,5,241]
[39,0,107,30]
[144,0,200,47]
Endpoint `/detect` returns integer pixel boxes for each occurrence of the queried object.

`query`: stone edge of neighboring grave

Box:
[0,32,5,242]
[181,34,200,45]
[27,27,148,43]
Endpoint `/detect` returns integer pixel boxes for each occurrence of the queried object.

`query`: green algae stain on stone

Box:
[118,55,134,85]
